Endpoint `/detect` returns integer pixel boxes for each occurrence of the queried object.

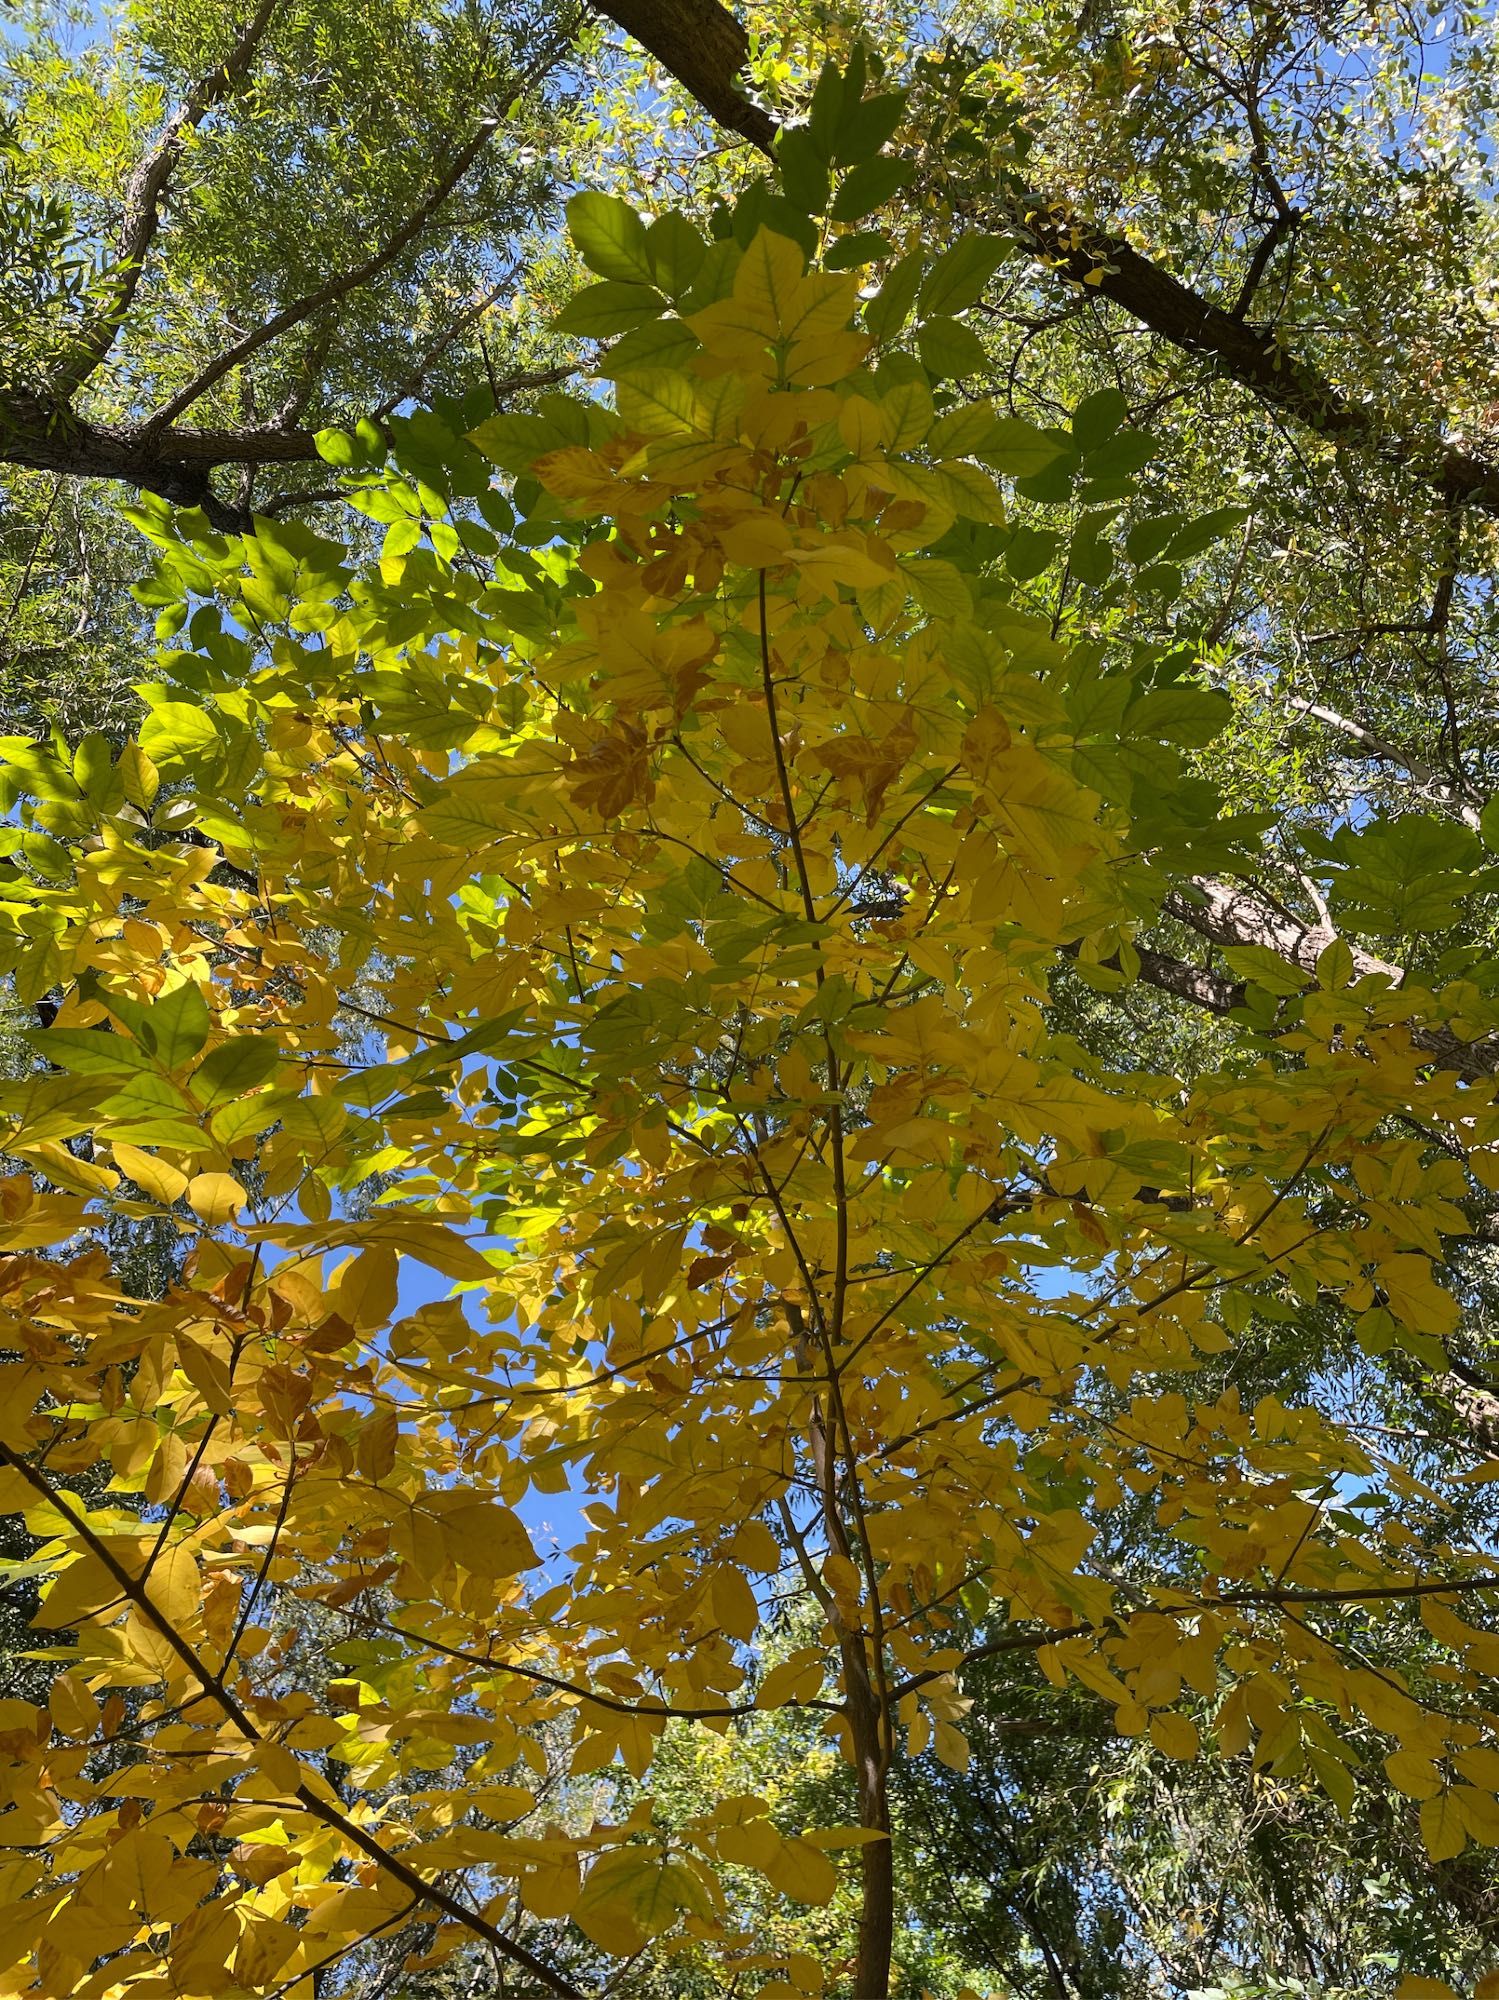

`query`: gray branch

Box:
[49,0,283,400]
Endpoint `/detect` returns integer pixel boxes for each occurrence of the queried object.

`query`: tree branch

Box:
[0,1440,590,2000]
[1161,879,1499,1079]
[595,0,775,150]
[50,0,283,400]
[140,121,505,438]
[594,0,1499,520]
[0,354,582,531]
[1279,689,1482,827]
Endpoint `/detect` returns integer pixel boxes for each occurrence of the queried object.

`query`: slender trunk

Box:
[848,1672,894,1999]
[804,1344,894,1998]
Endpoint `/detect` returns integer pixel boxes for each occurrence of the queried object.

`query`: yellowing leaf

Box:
[186,1170,245,1225]
[1147,1712,1200,1761]
[111,1141,188,1206]
[1419,1790,1468,1863]
[710,1564,760,1641]
[432,1500,540,1579]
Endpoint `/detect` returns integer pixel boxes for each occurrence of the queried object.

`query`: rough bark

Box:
[0,397,318,532]
[597,0,777,149]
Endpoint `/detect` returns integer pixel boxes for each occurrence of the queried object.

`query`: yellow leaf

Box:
[431,1498,540,1579]
[757,1651,825,1709]
[186,1170,246,1225]
[112,1141,188,1205]
[355,1405,399,1482]
[960,705,1012,779]
[332,1244,399,1329]
[1148,1712,1200,1761]
[1419,1790,1468,1863]
[1385,1750,1443,1800]
[48,1671,100,1740]
[731,1519,782,1571]
[520,1844,581,1918]
[773,1837,838,1907]
[710,1564,760,1641]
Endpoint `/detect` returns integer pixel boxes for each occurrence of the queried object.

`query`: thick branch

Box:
[1164,879,1499,1078]
[595,0,775,150]
[51,0,283,399]
[1126,942,1242,1015]
[0,398,320,531]
[595,0,1499,519]
[1164,879,1402,986]
[0,360,578,530]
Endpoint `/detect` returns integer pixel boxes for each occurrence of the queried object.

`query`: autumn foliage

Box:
[4,64,1499,2000]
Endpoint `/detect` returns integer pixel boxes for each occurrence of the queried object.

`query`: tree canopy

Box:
[4,6,1499,2000]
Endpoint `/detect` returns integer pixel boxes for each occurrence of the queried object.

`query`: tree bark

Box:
[598,0,777,149]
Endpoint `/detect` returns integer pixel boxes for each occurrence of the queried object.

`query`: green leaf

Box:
[382,519,422,561]
[354,416,387,464]
[600,318,702,378]
[1003,525,1062,580]
[22,830,70,878]
[1134,561,1183,598]
[551,280,666,338]
[879,374,933,451]
[315,427,358,467]
[645,213,705,298]
[731,187,818,259]
[918,236,1010,318]
[863,248,923,346]
[24,1028,153,1079]
[1127,686,1232,748]
[616,371,701,437]
[0,736,76,800]
[0,1073,107,1146]
[916,315,990,379]
[1080,431,1155,492]
[901,556,971,617]
[830,156,914,222]
[73,734,120,809]
[831,91,907,166]
[806,57,847,156]
[1158,504,1250,563]
[139,702,219,774]
[133,982,213,1070]
[568,192,654,283]
[190,1037,281,1110]
[1219,943,1312,997]
[1068,519,1116,587]
[776,127,831,215]
[824,229,891,271]
[1071,386,1129,450]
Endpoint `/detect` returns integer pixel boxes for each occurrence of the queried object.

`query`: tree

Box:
[4,73,1499,1997]
[0,0,588,731]
[0,0,579,521]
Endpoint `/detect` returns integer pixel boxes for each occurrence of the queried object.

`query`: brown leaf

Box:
[568,723,655,820]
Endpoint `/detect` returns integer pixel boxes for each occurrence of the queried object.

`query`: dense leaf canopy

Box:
[4,7,1499,2000]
